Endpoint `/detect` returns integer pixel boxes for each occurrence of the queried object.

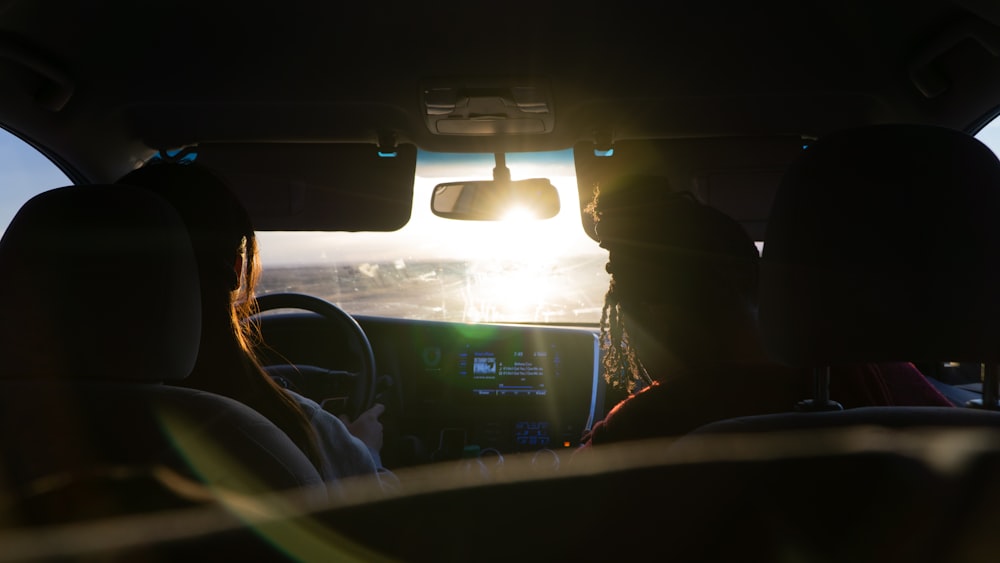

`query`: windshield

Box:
[254,149,611,325]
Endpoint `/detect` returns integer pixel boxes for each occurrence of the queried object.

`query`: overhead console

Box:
[420,79,555,136]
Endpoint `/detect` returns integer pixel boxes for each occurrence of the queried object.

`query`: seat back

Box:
[0,184,203,381]
[0,185,323,526]
[760,123,1000,366]
[668,124,1000,558]
[758,123,1000,413]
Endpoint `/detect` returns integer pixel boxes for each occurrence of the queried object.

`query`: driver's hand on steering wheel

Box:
[340,403,385,453]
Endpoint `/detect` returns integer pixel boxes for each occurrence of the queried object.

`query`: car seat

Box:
[0,185,324,530]
[761,123,1000,404]
[686,123,1000,430]
[670,123,1000,560]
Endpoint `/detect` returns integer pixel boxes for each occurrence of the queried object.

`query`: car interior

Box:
[4,1,1000,561]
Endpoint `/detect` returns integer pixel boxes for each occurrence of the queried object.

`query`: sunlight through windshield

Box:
[254,150,611,325]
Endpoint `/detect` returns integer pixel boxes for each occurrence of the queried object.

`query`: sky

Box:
[0,132,71,230]
[976,118,1000,151]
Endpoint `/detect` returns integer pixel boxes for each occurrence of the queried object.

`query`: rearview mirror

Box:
[431,178,560,221]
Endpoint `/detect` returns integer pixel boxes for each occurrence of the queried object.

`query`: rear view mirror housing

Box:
[431,178,560,221]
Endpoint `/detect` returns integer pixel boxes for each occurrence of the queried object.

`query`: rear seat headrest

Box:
[761,123,1000,365]
[0,185,201,382]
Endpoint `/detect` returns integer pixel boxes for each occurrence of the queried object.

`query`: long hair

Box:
[585,178,663,391]
[116,162,324,469]
[597,272,647,391]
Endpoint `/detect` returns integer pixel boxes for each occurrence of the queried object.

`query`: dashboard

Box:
[257,311,605,468]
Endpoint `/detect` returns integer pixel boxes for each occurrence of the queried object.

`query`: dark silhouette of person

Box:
[580,175,953,447]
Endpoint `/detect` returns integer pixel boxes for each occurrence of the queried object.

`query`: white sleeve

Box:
[285,390,399,493]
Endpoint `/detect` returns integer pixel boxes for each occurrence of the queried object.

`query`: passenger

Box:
[580,175,953,447]
[116,161,396,496]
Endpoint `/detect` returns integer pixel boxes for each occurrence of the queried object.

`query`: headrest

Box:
[760,124,1000,365]
[0,185,201,382]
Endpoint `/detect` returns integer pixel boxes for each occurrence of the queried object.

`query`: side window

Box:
[0,128,71,235]
[976,117,1000,157]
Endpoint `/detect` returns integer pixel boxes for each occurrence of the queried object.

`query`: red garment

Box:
[581,362,953,447]
[830,362,953,408]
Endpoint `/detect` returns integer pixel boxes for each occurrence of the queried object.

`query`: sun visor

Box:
[195,143,416,231]
[573,137,804,242]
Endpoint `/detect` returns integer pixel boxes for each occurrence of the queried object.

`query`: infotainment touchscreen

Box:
[410,324,598,453]
[458,344,559,397]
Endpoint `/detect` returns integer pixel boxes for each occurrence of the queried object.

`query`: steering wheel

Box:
[252,292,377,422]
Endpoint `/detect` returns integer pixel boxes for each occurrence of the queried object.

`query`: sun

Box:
[499,205,538,222]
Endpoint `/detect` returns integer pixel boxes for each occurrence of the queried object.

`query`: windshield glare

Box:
[254,149,611,325]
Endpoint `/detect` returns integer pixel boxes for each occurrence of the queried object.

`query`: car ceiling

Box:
[1,0,1000,230]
